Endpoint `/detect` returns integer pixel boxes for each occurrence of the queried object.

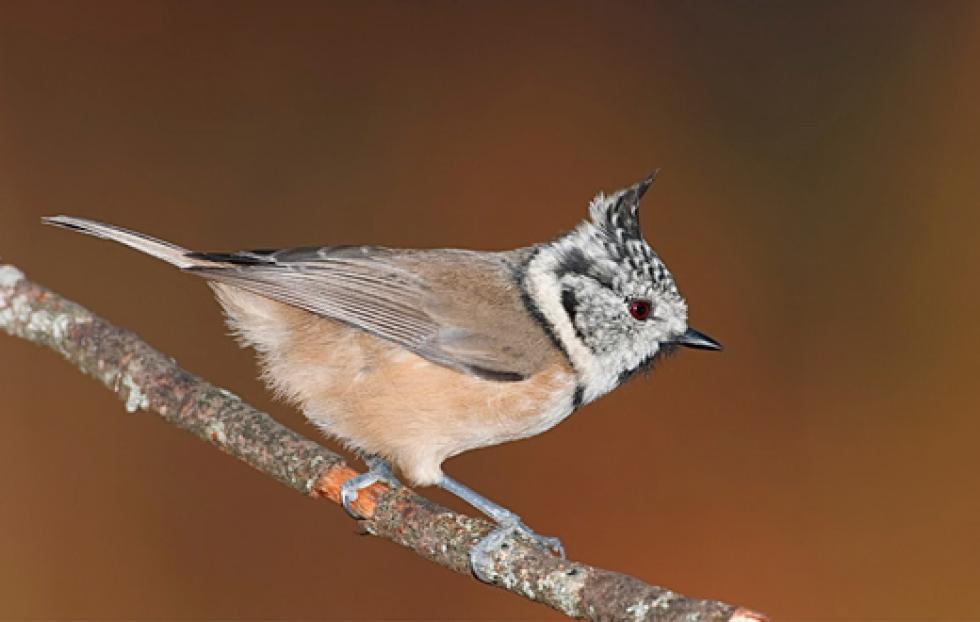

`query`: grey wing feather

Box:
[190,246,552,381]
[42,216,551,379]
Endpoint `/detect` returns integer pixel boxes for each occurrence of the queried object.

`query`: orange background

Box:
[1,2,979,619]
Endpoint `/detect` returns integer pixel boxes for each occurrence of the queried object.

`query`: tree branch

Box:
[0,264,766,622]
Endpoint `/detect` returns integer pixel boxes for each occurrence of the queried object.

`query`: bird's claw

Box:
[469,518,565,582]
[524,527,565,558]
[340,456,400,520]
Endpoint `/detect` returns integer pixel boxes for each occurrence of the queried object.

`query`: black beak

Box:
[675,327,723,351]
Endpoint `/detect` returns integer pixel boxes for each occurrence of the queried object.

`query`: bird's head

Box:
[523,172,721,403]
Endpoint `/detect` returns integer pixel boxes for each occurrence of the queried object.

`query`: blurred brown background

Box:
[1,2,978,620]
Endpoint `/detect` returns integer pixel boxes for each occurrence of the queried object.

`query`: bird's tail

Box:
[43,216,214,270]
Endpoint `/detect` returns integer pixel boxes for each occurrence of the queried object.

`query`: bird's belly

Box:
[312,345,578,485]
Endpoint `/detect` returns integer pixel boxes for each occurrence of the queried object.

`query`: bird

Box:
[43,173,721,571]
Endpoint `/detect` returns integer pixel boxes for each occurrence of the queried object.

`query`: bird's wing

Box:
[189,246,556,381]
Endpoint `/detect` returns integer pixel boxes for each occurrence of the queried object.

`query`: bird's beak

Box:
[674,327,723,351]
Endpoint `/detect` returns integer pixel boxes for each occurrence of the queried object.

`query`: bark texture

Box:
[0,264,766,622]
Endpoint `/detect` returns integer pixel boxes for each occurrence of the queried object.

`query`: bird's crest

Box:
[566,171,676,295]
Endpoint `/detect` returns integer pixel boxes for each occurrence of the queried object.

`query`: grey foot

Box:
[340,455,400,519]
[436,474,565,580]
[470,517,565,582]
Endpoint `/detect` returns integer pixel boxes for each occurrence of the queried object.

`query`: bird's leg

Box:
[438,474,565,579]
[340,454,401,519]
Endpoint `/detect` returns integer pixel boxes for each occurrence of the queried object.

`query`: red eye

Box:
[628,299,652,321]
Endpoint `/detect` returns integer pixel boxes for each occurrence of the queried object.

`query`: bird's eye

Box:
[628,299,652,321]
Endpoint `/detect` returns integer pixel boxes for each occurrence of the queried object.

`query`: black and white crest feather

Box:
[554,171,678,298]
[587,171,655,243]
